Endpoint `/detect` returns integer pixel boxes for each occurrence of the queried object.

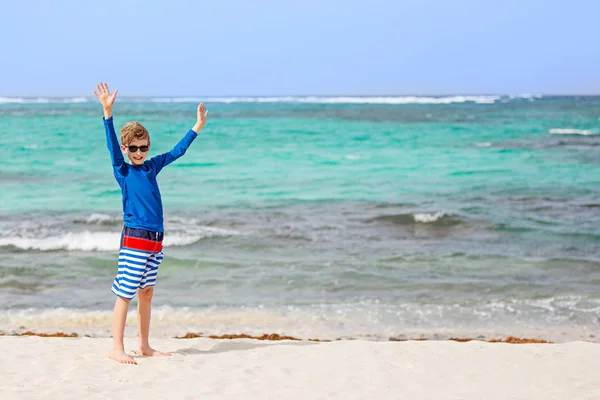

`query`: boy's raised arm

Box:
[150,103,208,174]
[94,83,125,169]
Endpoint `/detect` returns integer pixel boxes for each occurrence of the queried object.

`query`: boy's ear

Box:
[120,145,127,152]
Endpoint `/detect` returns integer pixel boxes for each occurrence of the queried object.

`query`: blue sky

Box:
[1,0,598,96]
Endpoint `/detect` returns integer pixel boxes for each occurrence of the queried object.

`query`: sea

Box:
[0,95,599,342]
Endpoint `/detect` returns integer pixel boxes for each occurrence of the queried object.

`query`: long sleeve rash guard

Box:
[104,117,197,232]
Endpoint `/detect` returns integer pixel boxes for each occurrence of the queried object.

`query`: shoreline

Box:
[0,331,554,343]
[2,307,597,343]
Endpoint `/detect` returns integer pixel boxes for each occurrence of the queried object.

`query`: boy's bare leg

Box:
[137,286,171,357]
[109,296,137,364]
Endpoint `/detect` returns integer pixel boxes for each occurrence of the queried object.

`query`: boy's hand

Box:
[192,103,208,133]
[93,82,118,119]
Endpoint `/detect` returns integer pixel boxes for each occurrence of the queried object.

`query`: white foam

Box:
[0,97,89,104]
[150,97,200,103]
[508,93,542,100]
[1,300,595,341]
[85,213,117,224]
[0,97,48,104]
[0,231,120,251]
[65,97,87,103]
[0,226,241,252]
[1,95,544,105]
[549,128,598,136]
[147,96,502,105]
[475,142,492,147]
[165,226,241,247]
[413,212,445,223]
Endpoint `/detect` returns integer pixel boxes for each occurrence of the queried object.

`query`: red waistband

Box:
[122,236,163,253]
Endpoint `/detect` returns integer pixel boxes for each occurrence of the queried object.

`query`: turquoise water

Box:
[1,95,599,341]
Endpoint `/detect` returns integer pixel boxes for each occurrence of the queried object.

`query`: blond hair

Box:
[120,122,150,145]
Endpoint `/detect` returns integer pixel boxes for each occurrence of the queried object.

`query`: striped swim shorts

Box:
[111,227,164,300]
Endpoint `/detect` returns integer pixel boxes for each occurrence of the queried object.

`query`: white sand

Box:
[1,336,599,399]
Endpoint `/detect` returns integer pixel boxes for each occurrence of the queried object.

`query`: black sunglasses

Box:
[127,145,149,153]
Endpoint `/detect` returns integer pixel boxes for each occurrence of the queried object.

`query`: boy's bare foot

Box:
[139,346,172,357]
[109,349,137,365]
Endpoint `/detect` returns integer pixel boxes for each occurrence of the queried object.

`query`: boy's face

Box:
[121,138,150,166]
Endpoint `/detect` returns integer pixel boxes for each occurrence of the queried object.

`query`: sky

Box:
[1,0,598,96]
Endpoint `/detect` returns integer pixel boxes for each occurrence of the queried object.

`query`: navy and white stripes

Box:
[111,227,164,300]
[112,248,164,299]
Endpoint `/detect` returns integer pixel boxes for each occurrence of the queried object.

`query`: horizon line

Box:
[2,93,600,98]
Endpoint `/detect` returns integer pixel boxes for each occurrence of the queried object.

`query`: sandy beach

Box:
[1,336,599,399]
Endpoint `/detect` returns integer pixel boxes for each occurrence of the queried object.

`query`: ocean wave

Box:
[150,97,202,103]
[0,97,89,104]
[368,212,461,226]
[413,212,446,223]
[0,227,240,252]
[0,95,542,105]
[73,213,121,226]
[150,96,502,105]
[549,128,599,136]
[0,231,119,251]
[508,94,542,100]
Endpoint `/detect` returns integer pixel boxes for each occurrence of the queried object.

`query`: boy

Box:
[93,82,208,365]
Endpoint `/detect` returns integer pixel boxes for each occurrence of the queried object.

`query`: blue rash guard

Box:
[104,117,197,232]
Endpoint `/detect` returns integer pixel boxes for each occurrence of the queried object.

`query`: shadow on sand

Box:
[172,340,318,356]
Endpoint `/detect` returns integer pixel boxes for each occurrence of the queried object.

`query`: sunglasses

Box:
[127,145,149,153]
